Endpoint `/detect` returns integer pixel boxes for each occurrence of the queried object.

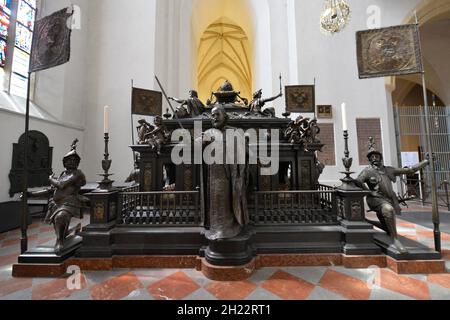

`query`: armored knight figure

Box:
[248,89,282,117]
[28,140,88,253]
[136,119,154,145]
[356,140,429,253]
[169,90,205,118]
[201,106,249,240]
[145,116,171,155]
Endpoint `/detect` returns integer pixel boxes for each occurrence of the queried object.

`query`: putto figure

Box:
[356,140,429,253]
[27,140,88,253]
[248,88,282,117]
[169,90,205,118]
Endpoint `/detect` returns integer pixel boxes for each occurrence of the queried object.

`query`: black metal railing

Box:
[120,184,140,193]
[399,176,450,211]
[252,185,337,225]
[117,191,201,226]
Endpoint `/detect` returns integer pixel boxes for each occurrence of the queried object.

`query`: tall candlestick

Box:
[341,103,348,131]
[104,105,110,134]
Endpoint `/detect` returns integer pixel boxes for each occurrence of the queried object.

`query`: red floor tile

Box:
[379,269,430,300]
[1,235,38,248]
[39,226,54,233]
[416,230,450,241]
[397,221,417,229]
[442,250,450,260]
[6,229,20,237]
[148,271,200,300]
[1,239,20,248]
[32,276,87,300]
[91,272,144,300]
[0,277,33,298]
[0,233,5,241]
[0,252,19,267]
[427,274,450,289]
[319,269,371,300]
[29,224,40,230]
[260,270,315,300]
[205,280,257,300]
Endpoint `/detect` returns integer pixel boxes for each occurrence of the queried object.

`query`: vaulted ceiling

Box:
[197,18,252,101]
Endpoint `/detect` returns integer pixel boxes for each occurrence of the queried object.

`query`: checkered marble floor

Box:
[0,210,449,300]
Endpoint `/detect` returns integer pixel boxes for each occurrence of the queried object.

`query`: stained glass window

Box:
[0,0,37,96]
[0,39,6,67]
[15,23,32,53]
[0,0,12,15]
[10,0,37,97]
[17,0,35,30]
[0,10,9,39]
[0,0,10,68]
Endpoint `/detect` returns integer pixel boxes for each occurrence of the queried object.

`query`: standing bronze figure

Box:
[356,140,429,253]
[202,106,249,240]
[136,119,154,145]
[27,140,88,253]
[249,89,282,117]
[169,90,205,118]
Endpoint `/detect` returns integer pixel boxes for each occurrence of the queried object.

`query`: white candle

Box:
[104,105,110,134]
[341,103,348,131]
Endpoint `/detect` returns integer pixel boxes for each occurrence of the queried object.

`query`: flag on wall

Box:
[356,24,424,79]
[132,87,163,116]
[29,7,74,73]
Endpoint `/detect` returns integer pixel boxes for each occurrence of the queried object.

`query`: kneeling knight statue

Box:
[28,139,88,253]
[356,138,429,253]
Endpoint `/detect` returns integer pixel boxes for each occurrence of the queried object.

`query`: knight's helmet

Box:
[366,136,383,160]
[63,139,81,164]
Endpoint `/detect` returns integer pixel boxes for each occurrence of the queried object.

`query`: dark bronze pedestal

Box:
[17,235,82,264]
[336,178,381,255]
[202,229,255,266]
[77,189,119,258]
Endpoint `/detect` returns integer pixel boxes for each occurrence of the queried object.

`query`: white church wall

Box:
[0,110,84,203]
[34,0,90,128]
[292,0,421,186]
[82,0,158,182]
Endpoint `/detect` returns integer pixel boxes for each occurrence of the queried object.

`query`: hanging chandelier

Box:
[320,0,351,35]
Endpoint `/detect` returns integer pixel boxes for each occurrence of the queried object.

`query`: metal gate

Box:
[394,105,450,209]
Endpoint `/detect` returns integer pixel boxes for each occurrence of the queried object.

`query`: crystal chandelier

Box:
[320,0,351,35]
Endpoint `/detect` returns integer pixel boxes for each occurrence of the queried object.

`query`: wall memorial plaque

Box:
[9,131,53,197]
[317,105,333,119]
